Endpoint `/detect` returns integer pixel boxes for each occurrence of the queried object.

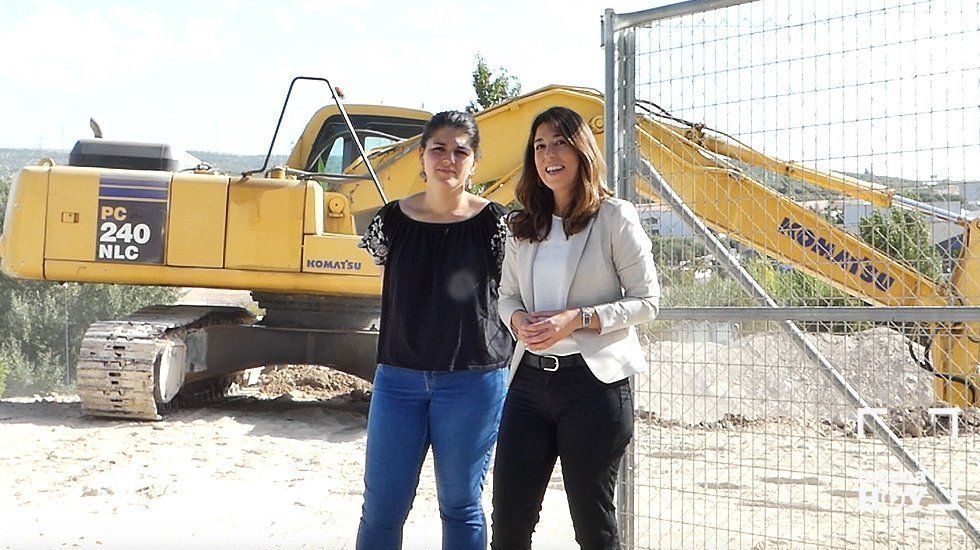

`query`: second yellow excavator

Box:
[2,76,977,419]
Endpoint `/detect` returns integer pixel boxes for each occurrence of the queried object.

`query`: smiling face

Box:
[533,121,581,200]
[419,127,476,190]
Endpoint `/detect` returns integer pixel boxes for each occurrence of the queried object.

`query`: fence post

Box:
[602,8,617,199]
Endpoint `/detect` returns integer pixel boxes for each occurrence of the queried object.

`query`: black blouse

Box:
[358,200,512,371]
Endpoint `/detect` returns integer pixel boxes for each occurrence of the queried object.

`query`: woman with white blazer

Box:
[490,107,660,550]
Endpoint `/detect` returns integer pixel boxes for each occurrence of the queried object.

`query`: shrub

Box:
[0,276,178,396]
[0,176,178,396]
[650,235,710,266]
[858,209,944,281]
[0,351,7,397]
[745,256,863,307]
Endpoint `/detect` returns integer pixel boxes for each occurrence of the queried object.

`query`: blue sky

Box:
[0,0,661,153]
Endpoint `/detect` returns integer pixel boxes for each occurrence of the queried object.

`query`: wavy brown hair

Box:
[509,107,612,242]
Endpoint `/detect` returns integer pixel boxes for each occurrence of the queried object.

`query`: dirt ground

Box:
[4,388,980,549]
[0,385,578,550]
[1,289,577,549]
[4,289,978,548]
[629,418,980,549]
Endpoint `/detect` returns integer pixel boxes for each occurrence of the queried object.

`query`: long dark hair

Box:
[509,107,611,242]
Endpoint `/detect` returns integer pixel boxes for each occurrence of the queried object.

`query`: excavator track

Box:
[77,305,255,421]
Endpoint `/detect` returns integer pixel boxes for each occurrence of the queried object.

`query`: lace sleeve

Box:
[490,211,509,277]
[358,212,389,266]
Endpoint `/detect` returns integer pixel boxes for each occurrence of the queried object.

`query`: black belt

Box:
[520,352,587,372]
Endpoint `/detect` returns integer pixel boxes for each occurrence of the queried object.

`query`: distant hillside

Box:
[0,148,286,181]
[187,151,288,176]
[840,170,931,190]
[842,170,980,207]
[0,149,68,180]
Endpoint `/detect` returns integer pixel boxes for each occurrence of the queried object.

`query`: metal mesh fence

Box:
[632,312,978,548]
[604,0,980,547]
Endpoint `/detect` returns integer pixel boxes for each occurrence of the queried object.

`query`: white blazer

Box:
[498,198,661,383]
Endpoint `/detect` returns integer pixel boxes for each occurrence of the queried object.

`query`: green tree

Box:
[467,54,521,113]
[746,256,862,307]
[0,177,178,396]
[858,209,944,281]
[649,234,709,266]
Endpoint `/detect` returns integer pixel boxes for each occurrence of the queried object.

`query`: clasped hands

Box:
[511,309,581,352]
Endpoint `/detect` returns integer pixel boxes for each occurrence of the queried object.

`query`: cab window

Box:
[317,136,347,173]
[364,136,395,151]
[305,114,425,173]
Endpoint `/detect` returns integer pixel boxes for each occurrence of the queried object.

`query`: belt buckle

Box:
[542,355,560,372]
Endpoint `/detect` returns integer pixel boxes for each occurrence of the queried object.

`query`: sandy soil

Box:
[625,325,980,549]
[0,390,577,550]
[3,290,978,548]
[636,326,938,425]
[4,389,980,548]
[629,419,979,549]
[3,393,978,549]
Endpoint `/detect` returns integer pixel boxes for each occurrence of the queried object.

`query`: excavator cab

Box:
[301,113,426,174]
[285,104,430,177]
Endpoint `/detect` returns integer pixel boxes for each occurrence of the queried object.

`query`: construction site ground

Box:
[2,391,977,549]
[1,291,977,548]
[0,380,579,549]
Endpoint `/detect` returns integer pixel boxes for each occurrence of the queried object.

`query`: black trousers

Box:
[490,360,634,550]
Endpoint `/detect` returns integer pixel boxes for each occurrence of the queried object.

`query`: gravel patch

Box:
[637,326,941,426]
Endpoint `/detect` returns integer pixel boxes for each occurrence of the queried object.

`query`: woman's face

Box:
[419,127,476,190]
[533,121,580,198]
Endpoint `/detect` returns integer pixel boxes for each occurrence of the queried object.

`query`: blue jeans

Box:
[356,364,508,550]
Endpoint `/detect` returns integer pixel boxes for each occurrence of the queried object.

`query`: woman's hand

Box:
[511,310,535,342]
[522,309,580,352]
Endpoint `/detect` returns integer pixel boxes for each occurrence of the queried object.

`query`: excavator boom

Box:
[337,86,953,307]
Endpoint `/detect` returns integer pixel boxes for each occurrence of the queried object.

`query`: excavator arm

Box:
[631,115,949,307]
[336,85,954,308]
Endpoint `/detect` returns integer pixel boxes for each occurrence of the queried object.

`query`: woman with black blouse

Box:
[356,111,512,550]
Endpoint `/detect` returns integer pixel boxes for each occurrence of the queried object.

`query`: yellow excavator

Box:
[2,77,978,420]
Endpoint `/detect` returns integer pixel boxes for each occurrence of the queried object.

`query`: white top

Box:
[531,216,579,356]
